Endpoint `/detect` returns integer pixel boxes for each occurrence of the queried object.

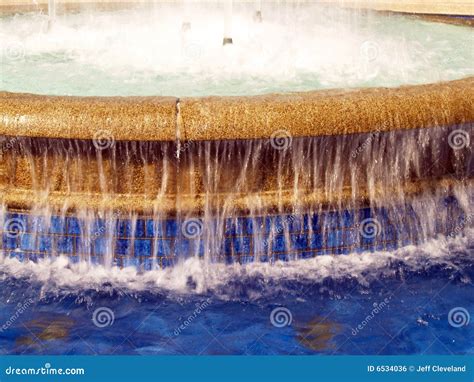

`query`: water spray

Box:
[223,0,233,45]
[254,0,263,23]
[47,0,56,30]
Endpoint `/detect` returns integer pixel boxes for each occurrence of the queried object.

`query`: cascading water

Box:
[0,124,472,269]
[0,1,473,358]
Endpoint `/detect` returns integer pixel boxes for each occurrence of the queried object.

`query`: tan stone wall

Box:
[0,0,473,16]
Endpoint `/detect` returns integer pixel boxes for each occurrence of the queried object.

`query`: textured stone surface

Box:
[180,77,474,141]
[0,92,177,141]
[1,0,473,16]
[1,78,473,141]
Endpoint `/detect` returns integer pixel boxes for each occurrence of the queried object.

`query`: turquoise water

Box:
[0,235,473,355]
[0,4,473,97]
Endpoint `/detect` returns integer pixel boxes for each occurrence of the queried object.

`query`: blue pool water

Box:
[0,234,472,355]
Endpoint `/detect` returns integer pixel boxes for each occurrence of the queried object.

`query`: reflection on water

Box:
[16,314,74,347]
[296,316,343,352]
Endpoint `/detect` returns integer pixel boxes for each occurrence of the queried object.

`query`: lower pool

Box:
[0,232,472,355]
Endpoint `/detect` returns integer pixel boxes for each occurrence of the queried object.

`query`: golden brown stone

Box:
[180,77,474,141]
[0,92,177,142]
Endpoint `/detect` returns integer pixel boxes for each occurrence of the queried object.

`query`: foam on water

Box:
[1,3,472,96]
[1,229,472,301]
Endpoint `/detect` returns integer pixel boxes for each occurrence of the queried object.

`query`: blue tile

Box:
[92,219,106,236]
[157,240,172,257]
[116,220,131,238]
[291,234,308,250]
[161,257,176,268]
[272,235,286,252]
[223,238,232,255]
[311,234,323,249]
[342,211,355,228]
[143,258,154,271]
[288,215,308,232]
[240,256,254,264]
[3,235,18,250]
[66,217,81,235]
[134,239,152,257]
[146,219,164,238]
[116,239,130,255]
[165,220,178,237]
[50,216,65,234]
[123,257,139,267]
[344,230,359,246]
[8,252,24,261]
[311,214,320,231]
[325,212,341,229]
[56,236,74,254]
[135,219,146,238]
[93,237,107,256]
[38,235,52,252]
[20,233,36,251]
[233,237,251,255]
[28,253,45,262]
[327,230,343,247]
[28,216,48,233]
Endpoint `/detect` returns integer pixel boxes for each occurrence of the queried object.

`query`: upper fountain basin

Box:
[1,3,473,97]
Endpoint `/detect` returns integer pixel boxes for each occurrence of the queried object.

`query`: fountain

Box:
[223,0,233,45]
[0,1,472,270]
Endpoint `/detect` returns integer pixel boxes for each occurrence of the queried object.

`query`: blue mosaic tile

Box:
[38,235,52,252]
[165,220,178,237]
[116,239,131,255]
[146,219,164,238]
[291,234,307,250]
[233,237,251,255]
[20,233,36,251]
[66,217,81,235]
[135,219,146,238]
[56,236,74,254]
[92,219,107,236]
[134,239,152,257]
[272,235,286,252]
[310,233,322,249]
[50,216,65,234]
[93,237,107,256]
[3,235,18,250]
[157,240,173,257]
[116,220,131,237]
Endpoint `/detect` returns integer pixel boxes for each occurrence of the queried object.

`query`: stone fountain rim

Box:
[0,77,473,142]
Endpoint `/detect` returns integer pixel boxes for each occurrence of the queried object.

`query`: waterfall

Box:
[223,0,233,45]
[0,123,472,269]
[48,0,56,29]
